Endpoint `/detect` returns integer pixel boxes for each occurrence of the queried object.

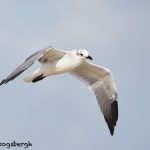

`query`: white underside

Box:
[24,55,82,82]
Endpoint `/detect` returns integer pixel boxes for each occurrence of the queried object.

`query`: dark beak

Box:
[86,55,93,60]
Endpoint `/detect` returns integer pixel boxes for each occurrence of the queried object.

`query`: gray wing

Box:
[0,46,66,85]
[70,61,118,135]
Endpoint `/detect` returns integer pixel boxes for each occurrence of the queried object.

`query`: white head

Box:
[75,49,93,60]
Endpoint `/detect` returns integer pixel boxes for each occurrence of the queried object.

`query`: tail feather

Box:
[24,70,42,83]
[24,73,46,83]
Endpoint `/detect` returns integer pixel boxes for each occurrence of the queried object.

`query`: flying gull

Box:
[0,46,118,135]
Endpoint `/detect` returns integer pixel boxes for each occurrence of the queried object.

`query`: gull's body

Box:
[24,49,85,82]
[0,46,118,135]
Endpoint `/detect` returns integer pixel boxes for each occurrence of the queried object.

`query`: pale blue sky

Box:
[0,0,150,150]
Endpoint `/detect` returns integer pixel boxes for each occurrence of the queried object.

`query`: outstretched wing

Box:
[70,61,118,135]
[0,46,66,85]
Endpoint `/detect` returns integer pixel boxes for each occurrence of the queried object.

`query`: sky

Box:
[0,0,150,150]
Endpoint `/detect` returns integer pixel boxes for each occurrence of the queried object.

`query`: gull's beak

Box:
[86,55,93,60]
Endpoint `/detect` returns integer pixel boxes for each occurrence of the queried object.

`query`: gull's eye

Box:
[80,54,83,56]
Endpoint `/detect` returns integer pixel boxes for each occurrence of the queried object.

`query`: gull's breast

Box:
[41,56,82,76]
[55,55,82,73]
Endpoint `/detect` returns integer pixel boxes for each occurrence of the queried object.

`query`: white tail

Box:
[24,69,42,83]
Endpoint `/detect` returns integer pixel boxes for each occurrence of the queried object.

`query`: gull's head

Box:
[74,49,93,61]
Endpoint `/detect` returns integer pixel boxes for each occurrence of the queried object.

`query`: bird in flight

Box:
[0,46,118,135]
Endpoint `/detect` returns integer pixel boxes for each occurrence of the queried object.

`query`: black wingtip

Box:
[0,79,6,86]
[104,101,118,136]
[104,116,115,136]
[110,126,115,136]
[32,74,46,83]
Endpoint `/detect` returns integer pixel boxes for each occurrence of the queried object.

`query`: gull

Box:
[0,46,118,135]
